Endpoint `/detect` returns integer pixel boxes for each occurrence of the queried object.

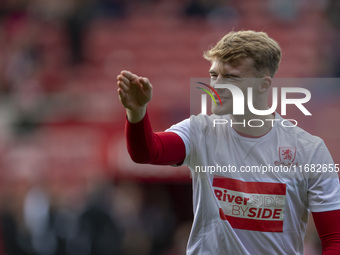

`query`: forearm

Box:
[126,106,146,123]
[125,110,186,165]
[312,210,340,254]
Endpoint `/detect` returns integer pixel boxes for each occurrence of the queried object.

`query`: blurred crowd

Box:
[0,174,193,255]
[0,0,339,254]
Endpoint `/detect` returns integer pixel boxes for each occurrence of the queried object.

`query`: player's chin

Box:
[211,105,231,116]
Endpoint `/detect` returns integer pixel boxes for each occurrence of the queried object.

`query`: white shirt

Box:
[166,113,340,255]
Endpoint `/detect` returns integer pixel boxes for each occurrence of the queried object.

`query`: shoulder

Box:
[190,114,230,130]
[166,114,228,137]
[275,114,325,152]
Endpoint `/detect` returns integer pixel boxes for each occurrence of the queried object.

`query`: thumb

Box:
[139,77,152,91]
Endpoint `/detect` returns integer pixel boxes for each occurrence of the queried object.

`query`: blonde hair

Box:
[203,30,281,77]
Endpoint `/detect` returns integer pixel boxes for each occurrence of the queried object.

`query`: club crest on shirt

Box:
[274,146,298,166]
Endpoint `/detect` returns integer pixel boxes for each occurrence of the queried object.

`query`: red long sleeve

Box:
[125,111,186,165]
[312,209,340,255]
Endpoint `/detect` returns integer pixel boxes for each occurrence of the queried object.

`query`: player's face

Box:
[209,58,260,115]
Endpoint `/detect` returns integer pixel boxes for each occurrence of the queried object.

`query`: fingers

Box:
[117,72,139,92]
[117,74,129,85]
[117,80,129,92]
[138,77,148,85]
[117,88,126,101]
[121,70,139,82]
[139,77,152,91]
[117,71,151,95]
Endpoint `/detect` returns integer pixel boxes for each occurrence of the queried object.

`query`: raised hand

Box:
[117,70,153,123]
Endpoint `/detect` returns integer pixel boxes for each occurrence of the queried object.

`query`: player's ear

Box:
[258,76,272,94]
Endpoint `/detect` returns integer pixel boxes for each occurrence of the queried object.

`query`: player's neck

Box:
[230,113,275,137]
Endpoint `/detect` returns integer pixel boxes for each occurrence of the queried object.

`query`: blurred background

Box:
[0,0,339,254]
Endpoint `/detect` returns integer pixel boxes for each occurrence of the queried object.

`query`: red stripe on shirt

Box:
[213,177,286,195]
